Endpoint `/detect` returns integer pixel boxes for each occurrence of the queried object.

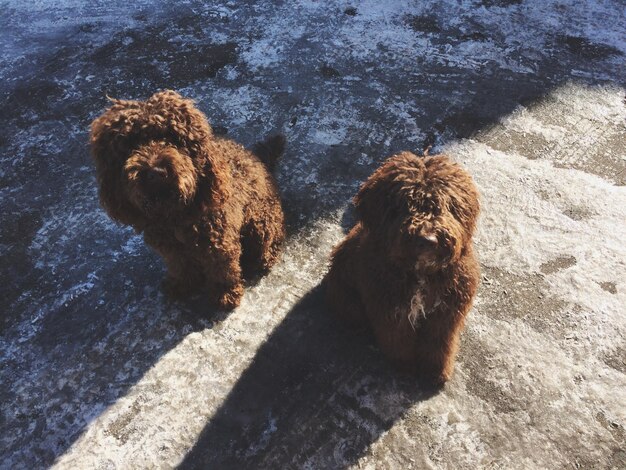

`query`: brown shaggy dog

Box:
[90,90,285,310]
[324,152,480,386]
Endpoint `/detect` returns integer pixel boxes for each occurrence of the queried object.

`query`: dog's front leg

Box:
[161,253,205,298]
[415,263,479,385]
[413,306,470,386]
[144,229,205,298]
[201,237,244,311]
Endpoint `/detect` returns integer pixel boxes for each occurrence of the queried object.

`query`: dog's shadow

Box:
[0,247,236,466]
[178,285,438,469]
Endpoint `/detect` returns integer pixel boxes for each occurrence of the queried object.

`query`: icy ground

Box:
[1,1,625,468]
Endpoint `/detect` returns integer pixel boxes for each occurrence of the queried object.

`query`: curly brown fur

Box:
[90,90,285,310]
[324,152,480,386]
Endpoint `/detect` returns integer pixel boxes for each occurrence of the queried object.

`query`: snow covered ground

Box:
[1,1,624,468]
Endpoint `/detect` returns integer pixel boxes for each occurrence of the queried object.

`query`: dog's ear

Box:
[90,97,146,157]
[354,152,420,229]
[145,90,213,156]
[197,151,231,211]
[448,185,480,237]
[440,161,480,237]
[90,98,146,225]
[353,170,391,229]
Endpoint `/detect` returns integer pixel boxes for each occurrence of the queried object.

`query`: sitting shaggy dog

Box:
[324,152,480,385]
[90,90,285,310]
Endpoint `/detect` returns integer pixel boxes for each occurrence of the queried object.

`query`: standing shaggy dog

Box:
[325,152,480,385]
[91,90,285,310]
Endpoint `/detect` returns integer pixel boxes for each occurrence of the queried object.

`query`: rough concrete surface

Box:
[1,1,625,469]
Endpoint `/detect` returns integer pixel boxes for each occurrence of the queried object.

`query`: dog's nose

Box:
[146,166,168,184]
[415,234,438,247]
[421,234,438,244]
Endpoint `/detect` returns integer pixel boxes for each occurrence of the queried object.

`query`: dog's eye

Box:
[423,200,440,215]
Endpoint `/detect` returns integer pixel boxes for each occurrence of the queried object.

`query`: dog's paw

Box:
[421,372,448,390]
[414,363,451,390]
[215,285,244,310]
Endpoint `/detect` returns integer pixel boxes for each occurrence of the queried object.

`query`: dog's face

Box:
[123,141,198,217]
[354,152,479,270]
[90,90,215,225]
